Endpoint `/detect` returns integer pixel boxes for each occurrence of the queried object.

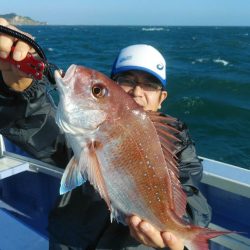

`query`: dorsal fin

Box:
[147,112,187,218]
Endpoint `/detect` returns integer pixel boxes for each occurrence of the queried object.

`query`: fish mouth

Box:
[55,64,78,87]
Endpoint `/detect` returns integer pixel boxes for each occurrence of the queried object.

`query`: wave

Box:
[142,27,164,31]
[191,58,209,64]
[191,57,230,66]
[213,58,229,66]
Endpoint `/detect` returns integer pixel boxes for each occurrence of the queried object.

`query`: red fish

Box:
[55,65,230,250]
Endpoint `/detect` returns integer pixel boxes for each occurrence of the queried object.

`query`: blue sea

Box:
[22,25,250,169]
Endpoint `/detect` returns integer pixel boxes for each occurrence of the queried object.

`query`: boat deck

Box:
[0,201,48,250]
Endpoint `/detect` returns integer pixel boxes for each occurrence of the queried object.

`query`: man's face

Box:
[114,70,167,111]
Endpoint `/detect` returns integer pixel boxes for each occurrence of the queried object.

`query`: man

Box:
[0,18,211,250]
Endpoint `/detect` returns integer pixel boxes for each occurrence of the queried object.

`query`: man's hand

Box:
[0,18,34,91]
[127,215,185,250]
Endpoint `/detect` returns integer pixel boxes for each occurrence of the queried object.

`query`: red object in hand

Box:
[0,47,46,80]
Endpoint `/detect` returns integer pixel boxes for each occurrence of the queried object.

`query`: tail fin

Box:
[185,226,232,250]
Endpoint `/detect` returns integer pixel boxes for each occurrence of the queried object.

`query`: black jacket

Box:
[0,73,211,249]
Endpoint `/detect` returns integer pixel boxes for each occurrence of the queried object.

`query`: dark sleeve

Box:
[170,118,212,227]
[0,72,70,167]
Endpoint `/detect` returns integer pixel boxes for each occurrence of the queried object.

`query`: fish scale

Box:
[98,117,169,224]
[55,64,232,250]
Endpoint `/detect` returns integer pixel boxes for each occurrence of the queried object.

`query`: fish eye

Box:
[92,84,107,98]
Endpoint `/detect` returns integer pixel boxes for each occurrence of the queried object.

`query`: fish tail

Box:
[185,226,232,250]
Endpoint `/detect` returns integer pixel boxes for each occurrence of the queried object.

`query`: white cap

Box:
[111,44,167,88]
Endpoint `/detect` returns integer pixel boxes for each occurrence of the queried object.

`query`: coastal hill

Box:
[0,13,47,25]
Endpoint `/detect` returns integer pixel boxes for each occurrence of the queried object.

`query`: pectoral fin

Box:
[60,156,86,194]
[59,141,111,209]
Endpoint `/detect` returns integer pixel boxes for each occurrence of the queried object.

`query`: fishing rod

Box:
[0,25,63,84]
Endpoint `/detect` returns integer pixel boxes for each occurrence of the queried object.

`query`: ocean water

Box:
[22,25,250,169]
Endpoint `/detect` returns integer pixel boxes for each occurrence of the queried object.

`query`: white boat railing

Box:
[200,157,250,250]
[201,156,250,199]
[0,134,63,180]
[1,134,249,197]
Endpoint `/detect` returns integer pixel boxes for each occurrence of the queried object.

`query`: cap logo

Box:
[157,63,164,70]
[119,55,132,64]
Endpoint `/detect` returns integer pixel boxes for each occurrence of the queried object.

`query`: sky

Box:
[1,0,250,26]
